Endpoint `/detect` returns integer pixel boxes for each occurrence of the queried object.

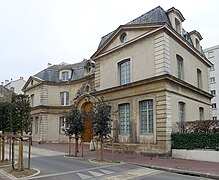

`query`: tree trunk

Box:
[100,138,103,161]
[75,136,78,157]
[0,136,2,161]
[9,136,11,161]
[20,136,24,170]
[12,137,14,169]
[28,137,31,170]
[81,138,84,157]
[96,140,98,160]
[69,136,71,157]
[2,136,4,161]
[18,136,24,171]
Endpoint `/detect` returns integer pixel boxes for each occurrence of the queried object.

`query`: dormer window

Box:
[189,31,203,52]
[61,71,69,81]
[84,59,95,76]
[195,38,200,50]
[120,32,127,43]
[167,7,185,36]
[175,18,181,34]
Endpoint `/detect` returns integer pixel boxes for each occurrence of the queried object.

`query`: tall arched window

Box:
[176,55,183,80]
[119,59,131,85]
[60,91,69,106]
[178,101,185,133]
[199,107,204,120]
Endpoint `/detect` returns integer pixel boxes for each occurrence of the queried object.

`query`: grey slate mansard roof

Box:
[98,6,171,48]
[34,61,86,83]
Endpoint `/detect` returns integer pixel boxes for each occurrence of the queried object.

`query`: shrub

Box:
[171,132,219,150]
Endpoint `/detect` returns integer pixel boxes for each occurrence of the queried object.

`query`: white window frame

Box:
[35,117,39,134]
[208,51,214,58]
[176,55,183,80]
[175,18,181,34]
[140,100,154,134]
[210,64,215,71]
[211,90,216,96]
[61,71,69,81]
[119,103,130,134]
[197,69,202,89]
[30,94,34,107]
[212,116,217,120]
[212,103,217,109]
[178,102,185,133]
[119,59,131,85]
[60,91,69,106]
[59,116,66,134]
[210,77,216,83]
[199,107,204,120]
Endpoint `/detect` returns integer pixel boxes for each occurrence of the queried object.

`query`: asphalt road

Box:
[2,145,211,180]
[26,155,210,180]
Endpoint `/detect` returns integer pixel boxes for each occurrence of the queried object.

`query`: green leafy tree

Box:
[11,94,32,171]
[64,105,84,157]
[92,97,111,161]
[0,102,11,161]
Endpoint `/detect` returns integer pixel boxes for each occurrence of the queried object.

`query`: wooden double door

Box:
[82,102,93,142]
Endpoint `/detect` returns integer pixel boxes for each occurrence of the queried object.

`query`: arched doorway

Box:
[81,102,93,142]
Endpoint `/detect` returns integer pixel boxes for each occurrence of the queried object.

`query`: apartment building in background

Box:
[204,45,219,120]
[3,77,26,94]
[0,85,13,103]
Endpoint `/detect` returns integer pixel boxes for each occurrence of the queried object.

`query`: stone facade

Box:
[24,6,212,154]
[91,7,212,154]
[23,60,95,143]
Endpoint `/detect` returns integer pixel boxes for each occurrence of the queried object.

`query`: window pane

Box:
[66,92,69,105]
[197,69,202,89]
[62,71,69,81]
[35,117,39,134]
[140,100,153,133]
[178,102,185,133]
[59,117,66,134]
[119,104,130,133]
[120,60,130,85]
[60,92,64,105]
[199,107,204,120]
[60,92,69,106]
[177,55,183,80]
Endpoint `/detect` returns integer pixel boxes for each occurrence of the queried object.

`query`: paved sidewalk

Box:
[28,142,219,179]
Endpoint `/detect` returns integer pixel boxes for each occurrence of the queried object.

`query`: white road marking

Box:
[99,169,114,175]
[103,167,160,180]
[88,170,104,177]
[26,164,121,179]
[77,173,93,179]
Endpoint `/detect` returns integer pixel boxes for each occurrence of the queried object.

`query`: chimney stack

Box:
[48,63,52,67]
[5,80,9,85]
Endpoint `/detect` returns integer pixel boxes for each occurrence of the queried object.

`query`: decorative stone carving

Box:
[74,80,95,101]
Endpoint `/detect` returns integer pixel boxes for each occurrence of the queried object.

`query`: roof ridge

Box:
[126,6,162,24]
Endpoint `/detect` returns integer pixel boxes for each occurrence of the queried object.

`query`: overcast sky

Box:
[0,0,219,83]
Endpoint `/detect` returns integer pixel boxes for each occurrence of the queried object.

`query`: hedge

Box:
[171,133,219,150]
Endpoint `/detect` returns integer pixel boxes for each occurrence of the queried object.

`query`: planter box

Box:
[172,149,219,163]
